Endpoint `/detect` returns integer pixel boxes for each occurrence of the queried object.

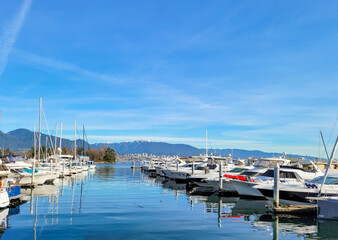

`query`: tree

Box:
[103,147,116,163]
[4,148,16,155]
[77,147,84,156]
[25,146,35,159]
[85,149,105,162]
[62,146,73,155]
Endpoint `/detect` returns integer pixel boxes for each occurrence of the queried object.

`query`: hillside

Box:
[1,128,89,152]
[93,141,201,156]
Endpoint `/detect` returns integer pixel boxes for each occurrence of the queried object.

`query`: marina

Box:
[1,1,338,239]
[0,162,336,239]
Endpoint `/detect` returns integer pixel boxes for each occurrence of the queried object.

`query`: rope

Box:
[328,117,338,147]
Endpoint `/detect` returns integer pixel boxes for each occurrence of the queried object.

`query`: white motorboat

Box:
[155,158,185,176]
[163,161,209,181]
[232,164,323,199]
[203,166,255,193]
[258,173,338,206]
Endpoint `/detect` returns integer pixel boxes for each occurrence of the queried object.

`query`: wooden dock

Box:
[21,184,36,189]
[272,205,317,214]
[9,194,26,208]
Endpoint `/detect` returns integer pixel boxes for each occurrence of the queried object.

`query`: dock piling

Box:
[273,164,280,208]
[219,161,223,191]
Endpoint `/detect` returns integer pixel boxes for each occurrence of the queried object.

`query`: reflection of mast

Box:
[70,177,75,225]
[51,194,54,225]
[79,178,83,214]
[61,177,65,196]
[218,197,222,228]
[273,215,279,240]
[30,188,34,215]
[33,196,38,240]
[56,194,59,224]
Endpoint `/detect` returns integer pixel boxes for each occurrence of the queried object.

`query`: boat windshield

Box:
[254,159,286,167]
[310,176,338,185]
[242,171,261,177]
[229,168,247,173]
[260,169,297,179]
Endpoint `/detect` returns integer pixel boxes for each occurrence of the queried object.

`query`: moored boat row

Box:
[139,146,338,210]
[0,154,96,208]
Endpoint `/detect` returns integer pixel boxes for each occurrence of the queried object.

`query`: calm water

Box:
[0,162,337,240]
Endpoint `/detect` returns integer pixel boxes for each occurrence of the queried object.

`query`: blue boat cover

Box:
[7,185,21,199]
[22,169,38,174]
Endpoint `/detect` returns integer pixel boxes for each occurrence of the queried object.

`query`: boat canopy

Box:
[254,157,290,167]
[0,155,26,163]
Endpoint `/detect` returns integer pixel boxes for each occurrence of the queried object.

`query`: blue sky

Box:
[0,0,337,156]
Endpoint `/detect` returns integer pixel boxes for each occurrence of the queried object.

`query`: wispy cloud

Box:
[12,49,125,85]
[0,0,33,77]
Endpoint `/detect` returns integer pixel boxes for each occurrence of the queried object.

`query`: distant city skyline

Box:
[0,0,337,156]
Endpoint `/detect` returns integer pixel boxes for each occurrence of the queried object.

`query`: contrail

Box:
[0,0,33,77]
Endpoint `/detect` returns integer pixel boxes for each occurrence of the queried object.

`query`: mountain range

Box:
[0,128,313,159]
[0,128,89,152]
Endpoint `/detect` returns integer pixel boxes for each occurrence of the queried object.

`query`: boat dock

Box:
[271,205,317,214]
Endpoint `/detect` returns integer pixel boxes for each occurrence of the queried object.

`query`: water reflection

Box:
[0,209,8,237]
[4,169,96,239]
[254,214,317,239]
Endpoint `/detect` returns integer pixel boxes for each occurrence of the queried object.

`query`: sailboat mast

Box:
[0,111,3,156]
[45,136,48,160]
[60,122,63,152]
[33,124,36,160]
[83,125,85,156]
[74,119,77,168]
[319,136,338,196]
[318,130,321,163]
[206,129,208,157]
[38,97,42,163]
[54,122,58,155]
[32,124,36,184]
